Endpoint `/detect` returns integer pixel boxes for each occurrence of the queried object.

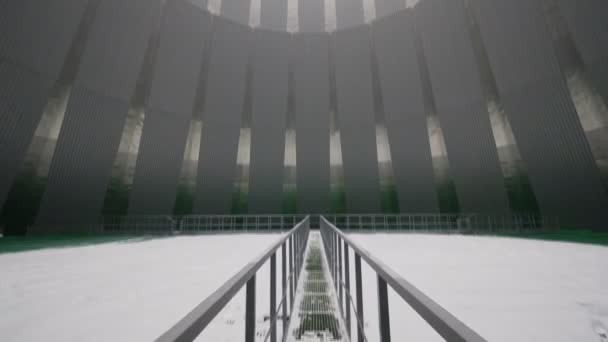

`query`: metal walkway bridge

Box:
[156,216,492,342]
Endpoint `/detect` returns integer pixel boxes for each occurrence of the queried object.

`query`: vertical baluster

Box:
[289,237,294,310]
[355,253,364,342]
[281,242,287,334]
[377,275,391,342]
[270,253,276,342]
[338,235,343,315]
[344,243,351,338]
[245,275,256,342]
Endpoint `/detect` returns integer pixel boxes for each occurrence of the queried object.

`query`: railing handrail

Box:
[156,216,310,342]
[321,216,488,342]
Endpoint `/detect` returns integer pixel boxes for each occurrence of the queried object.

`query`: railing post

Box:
[344,243,351,338]
[355,253,364,342]
[334,233,338,292]
[377,275,391,342]
[245,275,256,342]
[270,253,276,342]
[338,235,343,315]
[289,237,294,309]
[281,242,287,334]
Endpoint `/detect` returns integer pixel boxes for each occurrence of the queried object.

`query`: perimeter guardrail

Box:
[324,213,559,233]
[156,216,310,342]
[320,216,488,342]
[101,215,307,234]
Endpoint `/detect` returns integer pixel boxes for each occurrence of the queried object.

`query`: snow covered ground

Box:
[3,233,607,342]
[347,233,608,342]
[0,234,285,342]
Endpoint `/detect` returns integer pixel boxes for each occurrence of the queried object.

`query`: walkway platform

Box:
[286,233,349,342]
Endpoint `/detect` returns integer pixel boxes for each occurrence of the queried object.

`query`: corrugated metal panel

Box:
[128,110,192,214]
[471,0,608,229]
[294,33,331,213]
[374,0,405,20]
[556,0,608,101]
[373,11,438,212]
[0,0,87,78]
[335,0,364,30]
[248,30,290,213]
[36,86,129,226]
[194,18,251,214]
[416,0,510,214]
[221,0,251,26]
[555,0,608,65]
[298,0,325,33]
[128,0,210,215]
[260,0,287,31]
[76,0,163,100]
[333,25,381,213]
[36,0,162,226]
[147,0,211,116]
[0,61,53,210]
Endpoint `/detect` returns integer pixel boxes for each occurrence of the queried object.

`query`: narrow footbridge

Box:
[156,216,488,342]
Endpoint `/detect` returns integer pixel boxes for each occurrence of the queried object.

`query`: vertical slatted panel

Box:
[248,30,290,213]
[129,110,193,214]
[36,88,129,227]
[194,18,251,214]
[556,0,608,102]
[335,0,364,30]
[373,11,438,212]
[187,0,209,9]
[298,0,325,33]
[128,0,211,215]
[75,0,163,100]
[0,0,87,211]
[470,0,608,229]
[333,26,381,212]
[416,0,510,214]
[0,0,87,77]
[221,0,251,25]
[36,0,162,227]
[260,0,287,31]
[374,0,405,20]
[0,62,53,209]
[294,33,331,213]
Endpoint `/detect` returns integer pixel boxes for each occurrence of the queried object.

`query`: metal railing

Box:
[101,215,307,234]
[320,217,488,342]
[156,216,310,342]
[324,213,559,233]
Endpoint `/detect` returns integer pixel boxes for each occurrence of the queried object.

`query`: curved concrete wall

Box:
[1,0,607,230]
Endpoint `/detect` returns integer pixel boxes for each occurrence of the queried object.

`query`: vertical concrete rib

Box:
[335,0,364,30]
[195,18,251,214]
[470,0,608,229]
[260,0,287,31]
[333,26,381,213]
[416,0,510,214]
[298,0,325,33]
[374,0,405,20]
[373,11,439,212]
[248,30,290,213]
[36,0,162,227]
[129,0,211,215]
[221,0,252,25]
[556,0,608,104]
[0,0,88,211]
[294,33,331,213]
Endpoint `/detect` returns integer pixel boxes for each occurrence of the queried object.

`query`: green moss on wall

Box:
[436,178,460,213]
[101,178,130,216]
[329,187,346,213]
[379,183,400,214]
[0,169,46,235]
